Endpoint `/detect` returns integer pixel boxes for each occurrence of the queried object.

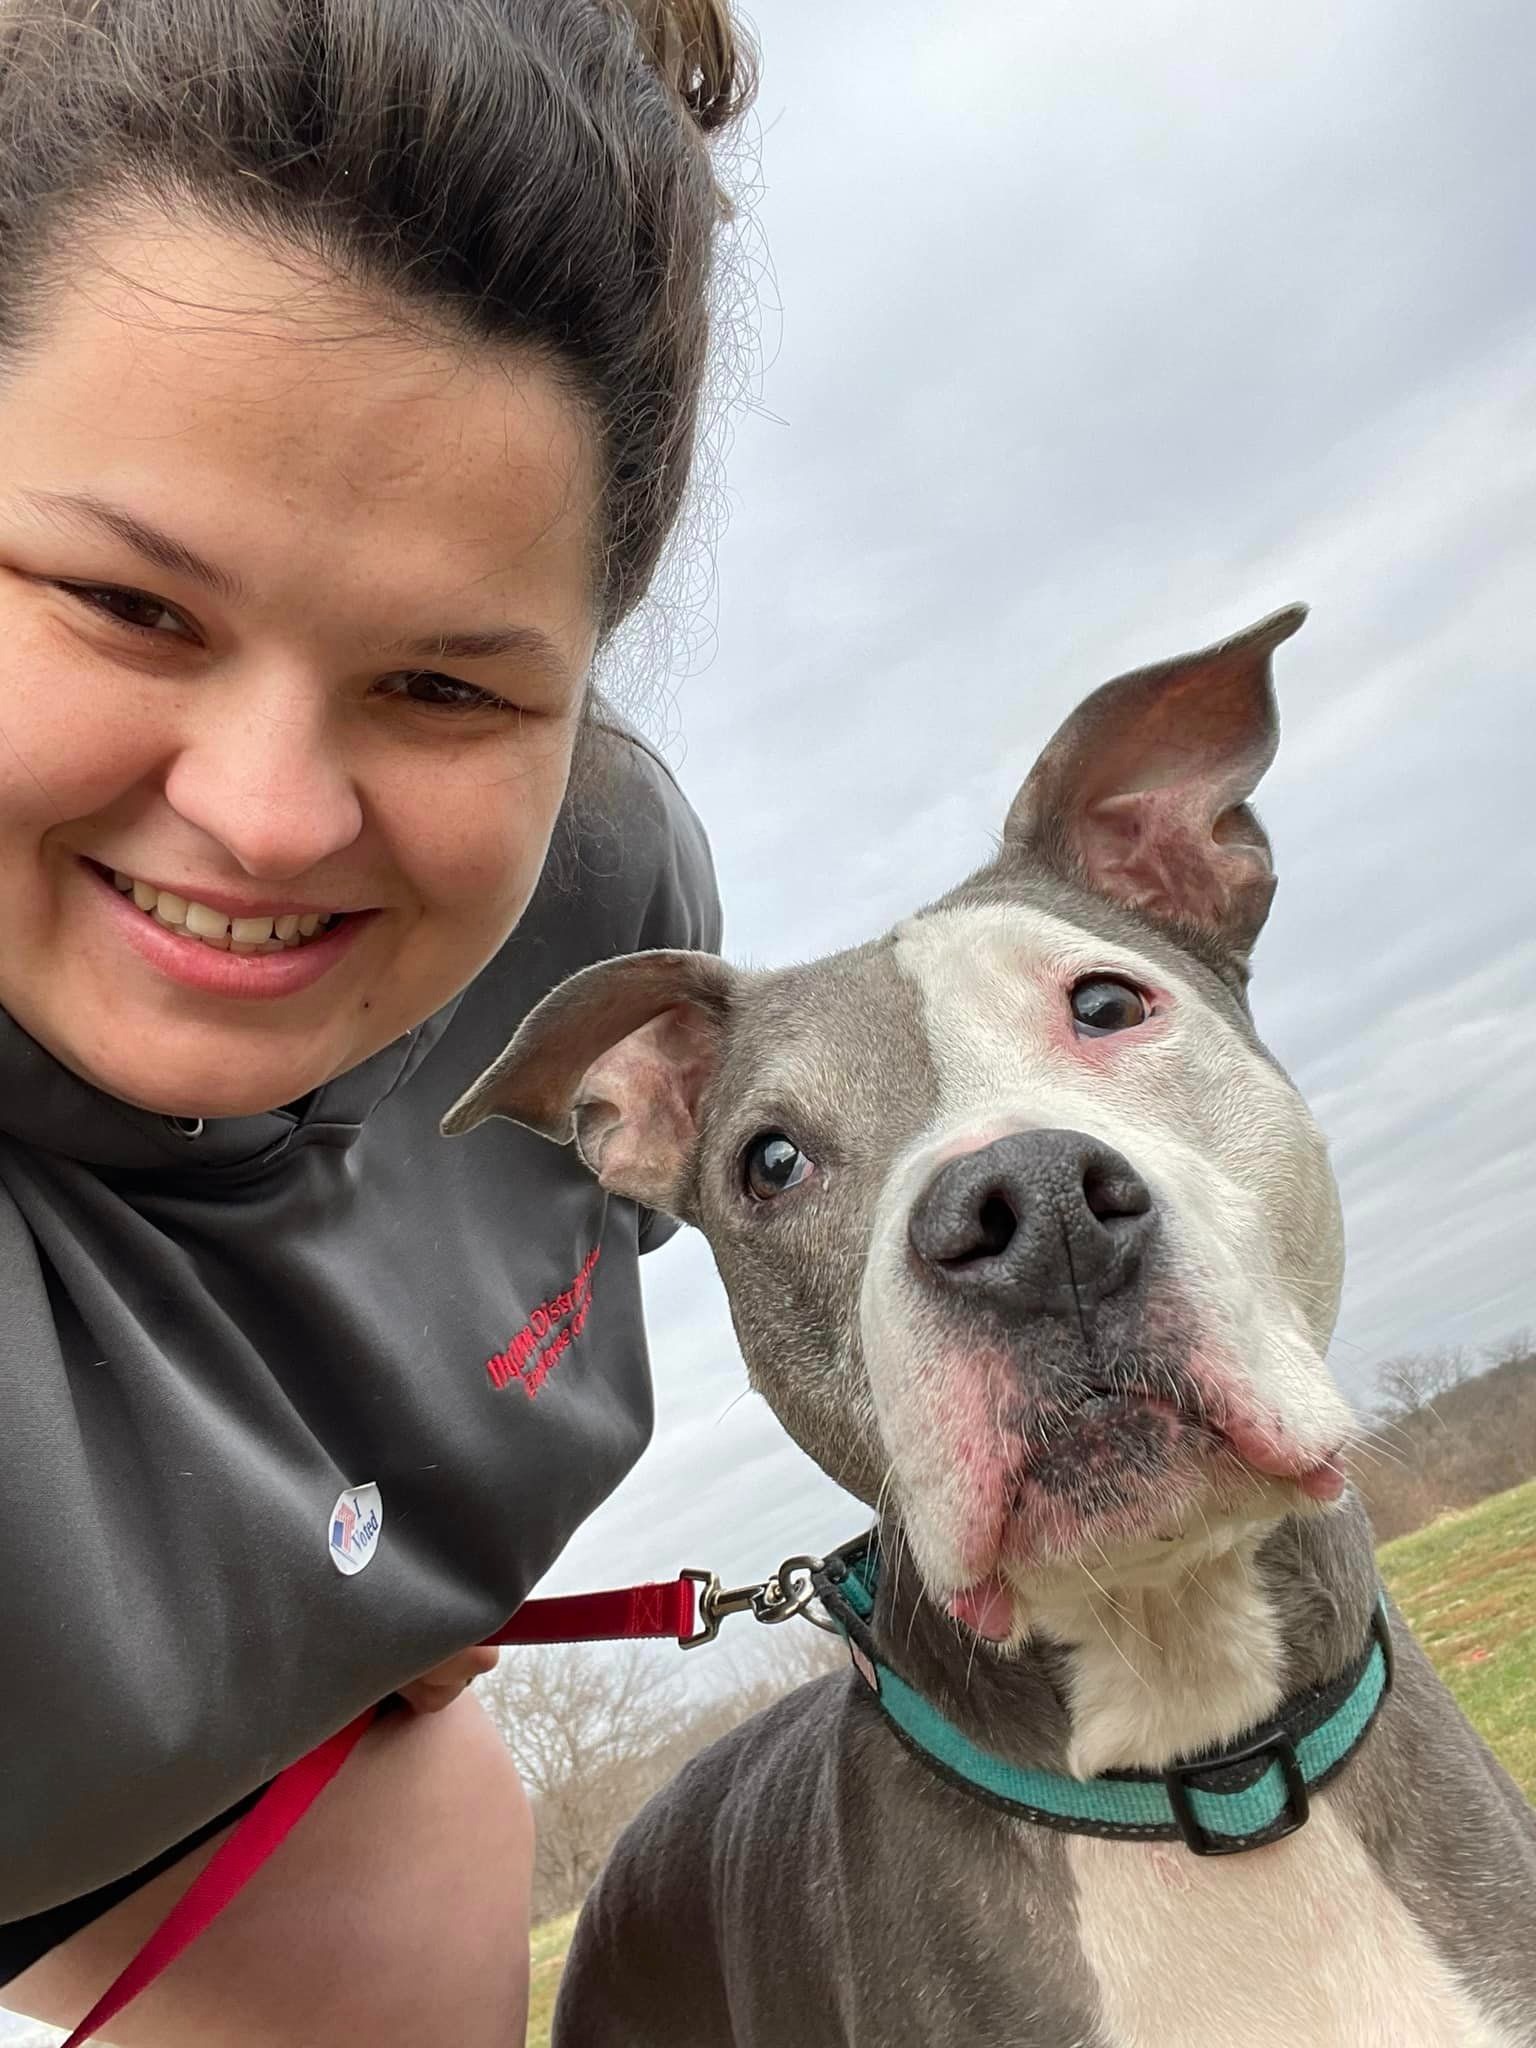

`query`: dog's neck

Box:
[873,1495,1381,1780]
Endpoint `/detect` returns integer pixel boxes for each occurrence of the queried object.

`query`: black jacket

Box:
[0,727,719,1919]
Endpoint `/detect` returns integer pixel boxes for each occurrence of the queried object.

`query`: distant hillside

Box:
[1355,1350,1536,1543]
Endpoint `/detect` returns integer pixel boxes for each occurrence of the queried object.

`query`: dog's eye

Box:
[743,1132,813,1201]
[1069,977,1148,1036]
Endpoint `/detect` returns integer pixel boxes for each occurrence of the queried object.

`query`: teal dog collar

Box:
[814,1536,1393,1857]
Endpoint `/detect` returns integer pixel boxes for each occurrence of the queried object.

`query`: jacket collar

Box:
[0,996,461,1173]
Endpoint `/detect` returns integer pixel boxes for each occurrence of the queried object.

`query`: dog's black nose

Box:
[908,1130,1155,1317]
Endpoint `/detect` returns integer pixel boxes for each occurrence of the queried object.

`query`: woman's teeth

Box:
[112,872,339,954]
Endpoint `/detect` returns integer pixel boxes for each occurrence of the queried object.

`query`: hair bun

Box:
[622,0,757,134]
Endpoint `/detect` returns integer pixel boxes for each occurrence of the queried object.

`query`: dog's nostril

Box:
[927,1191,1019,1268]
[907,1176,1024,1270]
[1082,1161,1152,1224]
[974,1195,1017,1258]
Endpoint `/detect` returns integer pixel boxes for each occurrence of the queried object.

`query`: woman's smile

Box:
[80,856,375,1001]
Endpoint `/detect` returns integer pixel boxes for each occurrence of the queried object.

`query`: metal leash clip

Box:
[679,1554,838,1647]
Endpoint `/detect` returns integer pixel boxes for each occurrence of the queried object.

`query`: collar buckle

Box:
[1164,1728,1312,1856]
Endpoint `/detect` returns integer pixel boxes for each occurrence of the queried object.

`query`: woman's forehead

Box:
[2,211,602,630]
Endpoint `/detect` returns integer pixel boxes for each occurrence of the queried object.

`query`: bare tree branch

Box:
[475,1621,849,1917]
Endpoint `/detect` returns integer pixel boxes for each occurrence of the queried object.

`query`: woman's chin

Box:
[88,1070,330,1123]
[39,1022,348,1123]
[113,1078,325,1120]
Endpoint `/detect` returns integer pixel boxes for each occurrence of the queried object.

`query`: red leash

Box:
[59,1709,378,2048]
[60,1575,707,2047]
[483,1573,698,1648]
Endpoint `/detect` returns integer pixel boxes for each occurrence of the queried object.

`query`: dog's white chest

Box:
[1068,1806,1519,2048]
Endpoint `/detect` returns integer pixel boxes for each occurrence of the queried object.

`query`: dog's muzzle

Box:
[907,1128,1158,1319]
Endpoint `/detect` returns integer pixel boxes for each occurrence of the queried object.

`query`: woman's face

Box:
[0,214,600,1118]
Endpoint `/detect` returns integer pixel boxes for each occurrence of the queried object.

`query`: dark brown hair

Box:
[0,0,756,634]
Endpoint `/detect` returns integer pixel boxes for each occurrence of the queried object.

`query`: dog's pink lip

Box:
[1074,1385,1349,1503]
[1293,1453,1348,1501]
[1214,1410,1349,1500]
[946,1573,1014,1641]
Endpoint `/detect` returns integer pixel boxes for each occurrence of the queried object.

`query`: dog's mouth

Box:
[1009,1368,1345,1507]
[1004,1378,1206,1518]
[935,1370,1347,1639]
[1025,1380,1201,1465]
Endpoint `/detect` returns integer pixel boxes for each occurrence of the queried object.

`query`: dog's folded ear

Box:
[440,949,737,1216]
[1004,605,1306,962]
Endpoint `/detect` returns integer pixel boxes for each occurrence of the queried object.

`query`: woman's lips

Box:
[83,857,374,1001]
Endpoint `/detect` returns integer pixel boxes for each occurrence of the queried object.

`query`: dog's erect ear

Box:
[440,949,737,1216]
[1005,605,1305,959]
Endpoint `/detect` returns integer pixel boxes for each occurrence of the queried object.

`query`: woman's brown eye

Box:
[743,1132,813,1201]
[1069,978,1149,1036]
[63,583,185,635]
[387,672,510,714]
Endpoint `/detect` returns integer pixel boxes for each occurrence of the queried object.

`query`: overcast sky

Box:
[548,0,1536,1627]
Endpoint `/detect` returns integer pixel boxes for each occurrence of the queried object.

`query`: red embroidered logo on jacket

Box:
[485,1246,601,1398]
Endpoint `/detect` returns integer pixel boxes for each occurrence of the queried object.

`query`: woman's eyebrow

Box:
[19,486,245,603]
[374,623,569,670]
[15,487,571,676]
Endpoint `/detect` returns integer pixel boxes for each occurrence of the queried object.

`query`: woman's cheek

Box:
[386,731,573,934]
[0,614,169,829]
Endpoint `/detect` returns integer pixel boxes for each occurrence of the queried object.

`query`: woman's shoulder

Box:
[479,716,722,1004]
[562,714,721,947]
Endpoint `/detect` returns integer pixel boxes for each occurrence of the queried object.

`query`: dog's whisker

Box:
[962,1622,983,1694]
[1170,1561,1199,1618]
[1347,1425,1415,1462]
[1081,1538,1162,1654]
[1341,1439,1410,1475]
[1073,1562,1152,1690]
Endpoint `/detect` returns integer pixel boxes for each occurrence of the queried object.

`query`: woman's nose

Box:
[162,686,364,882]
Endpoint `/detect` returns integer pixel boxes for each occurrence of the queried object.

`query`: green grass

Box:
[1377,1477,1536,1801]
[526,1908,579,2048]
[521,1481,1536,2044]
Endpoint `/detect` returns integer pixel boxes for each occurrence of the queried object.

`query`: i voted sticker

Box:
[327,1482,384,1577]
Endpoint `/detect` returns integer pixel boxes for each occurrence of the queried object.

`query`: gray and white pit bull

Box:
[447,608,1536,2047]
